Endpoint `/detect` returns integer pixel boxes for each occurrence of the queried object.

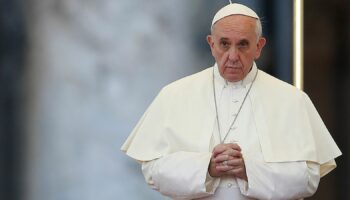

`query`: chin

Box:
[225,74,243,82]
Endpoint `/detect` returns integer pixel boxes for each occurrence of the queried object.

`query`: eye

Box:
[219,40,230,49]
[237,40,249,49]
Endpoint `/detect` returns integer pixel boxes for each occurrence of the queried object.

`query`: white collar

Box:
[214,62,258,89]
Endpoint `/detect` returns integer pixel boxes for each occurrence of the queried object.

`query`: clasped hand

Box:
[208,143,248,181]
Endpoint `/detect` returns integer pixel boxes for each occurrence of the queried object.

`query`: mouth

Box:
[224,66,243,75]
[225,63,242,69]
[225,66,242,70]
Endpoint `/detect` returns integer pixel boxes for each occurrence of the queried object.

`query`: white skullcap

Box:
[212,3,259,27]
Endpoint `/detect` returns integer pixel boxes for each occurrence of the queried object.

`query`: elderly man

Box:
[121,3,341,200]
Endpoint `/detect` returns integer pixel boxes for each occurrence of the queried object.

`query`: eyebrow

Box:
[218,38,249,45]
[219,38,230,42]
[238,39,249,44]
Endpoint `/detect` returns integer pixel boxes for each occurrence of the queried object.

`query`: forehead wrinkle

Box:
[213,15,257,39]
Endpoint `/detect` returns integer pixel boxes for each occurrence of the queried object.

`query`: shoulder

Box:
[256,70,309,102]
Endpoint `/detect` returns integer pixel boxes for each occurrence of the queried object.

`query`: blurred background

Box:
[0,0,349,199]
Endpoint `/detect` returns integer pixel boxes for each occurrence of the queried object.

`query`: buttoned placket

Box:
[214,63,257,143]
[216,83,253,190]
[211,63,261,193]
[228,83,247,139]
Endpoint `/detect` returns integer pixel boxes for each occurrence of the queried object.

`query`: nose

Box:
[228,47,239,61]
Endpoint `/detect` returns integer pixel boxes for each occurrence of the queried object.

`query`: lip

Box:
[225,66,241,69]
[225,63,242,68]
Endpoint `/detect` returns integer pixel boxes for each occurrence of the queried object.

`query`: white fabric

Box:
[140,65,321,199]
[214,62,257,143]
[142,153,320,200]
[212,3,259,28]
[121,63,341,175]
[142,152,214,199]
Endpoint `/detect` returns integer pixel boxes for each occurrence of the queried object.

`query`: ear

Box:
[255,37,266,59]
[207,35,215,50]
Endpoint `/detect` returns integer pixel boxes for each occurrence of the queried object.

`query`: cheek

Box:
[243,50,257,61]
[250,46,260,59]
[212,48,224,61]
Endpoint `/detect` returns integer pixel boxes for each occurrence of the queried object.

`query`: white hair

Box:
[255,18,263,39]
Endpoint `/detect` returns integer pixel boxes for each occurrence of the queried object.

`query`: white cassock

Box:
[121,63,341,200]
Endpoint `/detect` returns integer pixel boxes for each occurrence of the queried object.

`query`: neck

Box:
[214,63,258,87]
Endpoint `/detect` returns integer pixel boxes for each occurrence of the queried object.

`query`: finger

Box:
[212,144,235,157]
[212,143,241,157]
[212,144,229,157]
[216,164,235,172]
[218,149,242,158]
[226,167,245,176]
[226,158,244,166]
[214,154,232,163]
[226,143,242,151]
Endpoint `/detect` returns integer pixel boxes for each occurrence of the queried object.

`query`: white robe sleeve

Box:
[236,154,321,200]
[141,151,220,199]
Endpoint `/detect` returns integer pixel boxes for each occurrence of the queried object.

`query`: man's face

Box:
[207,15,266,82]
